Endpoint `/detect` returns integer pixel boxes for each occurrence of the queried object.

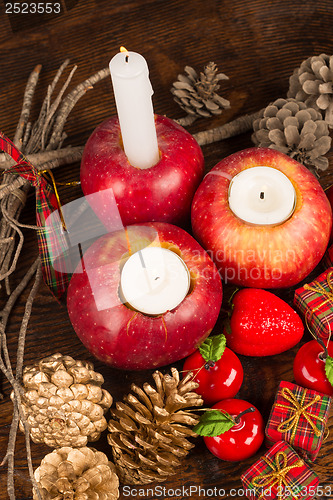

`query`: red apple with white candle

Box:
[66,222,222,370]
[80,49,204,228]
[191,148,332,288]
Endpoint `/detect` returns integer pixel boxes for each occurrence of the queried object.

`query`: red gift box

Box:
[294,268,333,341]
[241,440,319,500]
[265,381,330,461]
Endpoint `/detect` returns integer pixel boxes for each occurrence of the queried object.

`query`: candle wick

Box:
[125,54,129,63]
[260,191,265,200]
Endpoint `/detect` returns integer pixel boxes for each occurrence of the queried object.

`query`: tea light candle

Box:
[120,247,190,315]
[109,48,159,169]
[228,166,296,225]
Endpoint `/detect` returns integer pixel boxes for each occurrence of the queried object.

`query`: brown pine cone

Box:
[171,62,230,117]
[15,353,112,448]
[288,54,333,127]
[252,97,331,172]
[33,446,119,499]
[107,367,203,485]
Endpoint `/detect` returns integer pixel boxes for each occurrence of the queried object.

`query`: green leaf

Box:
[193,410,235,437]
[199,334,226,362]
[325,355,333,386]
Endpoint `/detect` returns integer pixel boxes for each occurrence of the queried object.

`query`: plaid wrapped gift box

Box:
[265,381,331,461]
[241,440,319,500]
[294,268,333,341]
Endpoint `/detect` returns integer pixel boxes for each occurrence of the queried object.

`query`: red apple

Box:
[191,148,332,288]
[183,335,243,404]
[293,340,333,396]
[80,115,204,228]
[67,222,222,370]
[199,399,265,461]
[326,184,333,243]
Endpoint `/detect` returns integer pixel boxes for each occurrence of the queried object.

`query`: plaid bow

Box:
[0,132,70,300]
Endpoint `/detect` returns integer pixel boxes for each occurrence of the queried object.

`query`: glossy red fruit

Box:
[225,289,304,356]
[293,340,333,396]
[183,346,243,404]
[192,147,332,288]
[203,399,264,461]
[81,114,204,228]
[67,222,222,370]
[326,185,333,243]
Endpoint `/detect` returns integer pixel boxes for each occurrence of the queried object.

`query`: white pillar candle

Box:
[109,48,160,169]
[228,166,296,225]
[120,247,190,315]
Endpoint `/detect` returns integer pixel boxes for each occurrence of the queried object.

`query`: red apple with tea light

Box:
[191,147,332,288]
[66,222,222,370]
[80,50,204,228]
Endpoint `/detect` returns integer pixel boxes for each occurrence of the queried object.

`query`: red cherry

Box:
[203,399,264,461]
[183,347,243,404]
[293,340,333,396]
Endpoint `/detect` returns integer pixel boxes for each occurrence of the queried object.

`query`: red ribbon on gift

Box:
[0,132,70,300]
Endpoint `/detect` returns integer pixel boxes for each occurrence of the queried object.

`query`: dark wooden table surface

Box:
[1,1,333,499]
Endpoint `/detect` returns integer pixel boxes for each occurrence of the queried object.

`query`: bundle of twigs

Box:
[0,61,109,500]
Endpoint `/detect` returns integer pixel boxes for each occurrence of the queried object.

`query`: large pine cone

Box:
[107,368,203,484]
[16,353,112,448]
[33,446,119,500]
[171,62,230,118]
[252,97,331,172]
[288,54,333,127]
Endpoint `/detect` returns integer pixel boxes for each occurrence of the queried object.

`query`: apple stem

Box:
[319,350,328,361]
[234,406,255,424]
[316,336,328,361]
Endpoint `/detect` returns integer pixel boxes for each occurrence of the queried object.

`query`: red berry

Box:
[183,347,243,404]
[203,399,264,461]
[225,289,304,356]
[293,340,333,396]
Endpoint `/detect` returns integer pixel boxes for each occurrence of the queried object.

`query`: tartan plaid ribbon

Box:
[252,451,303,499]
[304,269,333,322]
[0,132,69,299]
[274,387,324,444]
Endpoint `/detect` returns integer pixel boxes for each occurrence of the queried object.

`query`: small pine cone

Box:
[107,367,203,485]
[33,446,119,500]
[14,353,113,448]
[288,54,333,127]
[171,62,230,118]
[252,97,331,172]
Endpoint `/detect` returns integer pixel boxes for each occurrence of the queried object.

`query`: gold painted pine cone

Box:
[288,53,333,127]
[33,446,119,500]
[252,97,331,172]
[107,367,203,485]
[15,353,112,448]
[171,62,230,117]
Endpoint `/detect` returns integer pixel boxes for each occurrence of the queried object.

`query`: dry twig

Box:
[0,61,109,499]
